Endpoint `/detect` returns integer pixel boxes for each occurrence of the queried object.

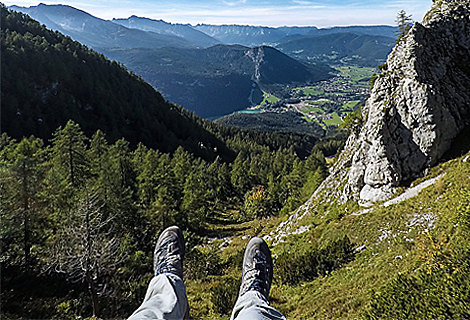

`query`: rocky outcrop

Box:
[246,47,265,82]
[317,0,470,205]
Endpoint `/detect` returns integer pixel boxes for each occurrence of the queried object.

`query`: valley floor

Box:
[218,65,375,135]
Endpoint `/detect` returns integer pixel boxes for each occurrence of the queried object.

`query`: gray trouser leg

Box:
[128,273,189,320]
[230,291,287,320]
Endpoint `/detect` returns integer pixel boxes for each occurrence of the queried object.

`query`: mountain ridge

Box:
[8,4,196,49]
[112,15,221,48]
[193,23,396,47]
[274,32,395,67]
[10,4,397,49]
[100,44,333,118]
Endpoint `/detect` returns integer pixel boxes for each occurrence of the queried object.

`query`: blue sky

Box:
[5,0,432,27]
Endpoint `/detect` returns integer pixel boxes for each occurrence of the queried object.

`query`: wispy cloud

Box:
[292,0,313,5]
[222,0,246,6]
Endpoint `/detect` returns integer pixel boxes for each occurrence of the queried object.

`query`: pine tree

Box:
[151,186,179,231]
[132,142,149,177]
[395,10,413,40]
[181,163,210,232]
[107,139,139,234]
[0,133,12,151]
[50,120,89,189]
[207,156,232,200]
[171,146,192,189]
[136,149,161,207]
[0,136,46,267]
[231,152,252,196]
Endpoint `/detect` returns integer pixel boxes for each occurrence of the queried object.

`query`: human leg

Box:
[128,226,189,320]
[230,237,286,320]
[231,291,286,320]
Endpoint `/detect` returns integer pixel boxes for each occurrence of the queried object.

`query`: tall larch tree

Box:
[0,136,46,267]
[49,120,89,189]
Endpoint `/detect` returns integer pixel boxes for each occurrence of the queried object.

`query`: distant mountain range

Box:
[9,4,396,118]
[275,32,396,67]
[8,4,197,48]
[112,16,221,48]
[194,24,396,47]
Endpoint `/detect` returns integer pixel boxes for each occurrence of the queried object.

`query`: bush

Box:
[210,276,240,315]
[243,185,273,219]
[275,236,356,285]
[184,247,223,281]
[340,106,363,131]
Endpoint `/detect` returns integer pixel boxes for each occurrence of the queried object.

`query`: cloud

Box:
[292,0,313,4]
[222,0,246,6]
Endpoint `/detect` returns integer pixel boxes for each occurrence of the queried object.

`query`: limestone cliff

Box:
[317,0,470,204]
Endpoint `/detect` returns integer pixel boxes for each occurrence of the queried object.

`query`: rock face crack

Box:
[317,0,470,204]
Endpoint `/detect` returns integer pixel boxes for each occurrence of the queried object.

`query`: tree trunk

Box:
[84,199,99,317]
[86,270,100,317]
[23,208,30,267]
[69,138,75,187]
[22,166,30,267]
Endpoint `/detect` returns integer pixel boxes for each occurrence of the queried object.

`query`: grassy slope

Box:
[185,151,470,319]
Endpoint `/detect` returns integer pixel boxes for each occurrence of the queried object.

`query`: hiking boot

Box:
[154,226,185,279]
[238,237,273,300]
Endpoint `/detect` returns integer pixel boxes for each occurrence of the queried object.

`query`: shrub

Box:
[369,73,379,89]
[243,185,272,219]
[184,247,223,281]
[275,236,356,285]
[340,107,363,131]
[210,276,240,315]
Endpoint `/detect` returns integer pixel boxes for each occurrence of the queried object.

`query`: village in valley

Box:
[248,66,375,129]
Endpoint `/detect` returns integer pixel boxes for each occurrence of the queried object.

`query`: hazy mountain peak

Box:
[112,15,220,47]
[8,3,196,49]
[114,15,166,23]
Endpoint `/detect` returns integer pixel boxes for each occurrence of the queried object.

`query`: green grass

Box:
[302,116,313,122]
[300,106,324,114]
[255,92,281,108]
[268,154,470,319]
[323,112,343,126]
[333,66,377,88]
[334,66,376,85]
[341,100,361,111]
[265,93,280,104]
[300,87,324,95]
[307,100,330,106]
[185,151,470,320]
